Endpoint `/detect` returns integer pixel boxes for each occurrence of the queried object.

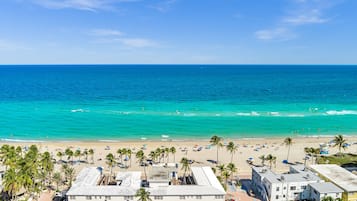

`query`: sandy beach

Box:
[2,136,357,177]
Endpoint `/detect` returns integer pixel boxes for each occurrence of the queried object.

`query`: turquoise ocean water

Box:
[1,65,357,141]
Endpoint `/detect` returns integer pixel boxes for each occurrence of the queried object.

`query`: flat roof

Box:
[310,164,357,192]
[115,172,141,188]
[191,166,225,193]
[67,166,225,196]
[252,166,322,184]
[309,182,343,194]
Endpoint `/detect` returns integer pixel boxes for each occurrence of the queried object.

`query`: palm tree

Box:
[180,157,190,184]
[117,148,124,164]
[65,148,74,164]
[170,147,176,163]
[83,150,88,163]
[222,170,231,190]
[227,163,237,181]
[127,149,132,167]
[122,148,128,167]
[321,196,334,201]
[226,141,238,163]
[265,154,277,169]
[61,164,69,182]
[259,155,266,166]
[53,172,62,191]
[165,147,170,163]
[210,135,223,164]
[217,164,225,177]
[149,151,156,163]
[57,151,63,162]
[284,137,293,162]
[106,153,115,176]
[65,167,75,187]
[333,135,347,154]
[15,146,22,157]
[40,151,54,186]
[135,188,152,201]
[74,149,81,162]
[3,168,21,200]
[88,148,94,164]
[136,150,147,180]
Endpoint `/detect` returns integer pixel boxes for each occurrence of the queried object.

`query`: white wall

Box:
[67,195,225,201]
[310,189,342,201]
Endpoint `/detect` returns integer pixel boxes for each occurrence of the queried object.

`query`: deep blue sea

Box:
[1,65,357,141]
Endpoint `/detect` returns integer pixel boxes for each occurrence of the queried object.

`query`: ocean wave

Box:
[98,140,121,142]
[325,110,357,116]
[286,114,305,117]
[87,109,357,117]
[1,138,45,143]
[269,112,280,116]
[236,111,260,116]
[71,109,89,113]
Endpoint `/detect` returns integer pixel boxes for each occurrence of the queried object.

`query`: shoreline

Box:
[1,136,356,175]
[1,134,357,143]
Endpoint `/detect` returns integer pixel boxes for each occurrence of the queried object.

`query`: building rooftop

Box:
[115,171,141,188]
[310,164,357,192]
[191,166,225,193]
[252,165,322,184]
[67,166,225,196]
[309,182,343,194]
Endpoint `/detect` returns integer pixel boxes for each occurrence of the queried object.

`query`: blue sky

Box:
[0,0,356,64]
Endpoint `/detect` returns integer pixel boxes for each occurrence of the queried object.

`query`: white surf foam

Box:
[325,110,357,115]
[71,109,89,113]
[1,138,45,143]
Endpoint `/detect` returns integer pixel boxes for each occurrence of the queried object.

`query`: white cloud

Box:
[255,28,296,41]
[149,0,177,13]
[31,0,140,11]
[117,38,158,47]
[90,29,123,36]
[0,40,30,51]
[255,0,339,41]
[284,9,329,25]
[89,28,158,48]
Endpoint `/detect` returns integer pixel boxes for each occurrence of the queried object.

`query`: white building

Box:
[309,182,343,201]
[310,164,357,201]
[251,165,342,201]
[67,166,225,201]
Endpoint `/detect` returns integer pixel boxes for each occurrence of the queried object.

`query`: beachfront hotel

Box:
[251,165,343,201]
[310,164,357,201]
[66,165,225,201]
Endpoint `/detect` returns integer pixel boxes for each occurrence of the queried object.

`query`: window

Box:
[276,195,279,199]
[336,193,339,196]
[283,195,286,198]
[301,185,306,189]
[196,195,202,199]
[105,196,111,200]
[69,196,76,200]
[290,186,296,190]
[124,196,134,200]
[179,196,185,199]
[283,187,286,190]
[154,196,163,200]
[85,196,92,200]
[276,187,280,191]
[215,195,224,199]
